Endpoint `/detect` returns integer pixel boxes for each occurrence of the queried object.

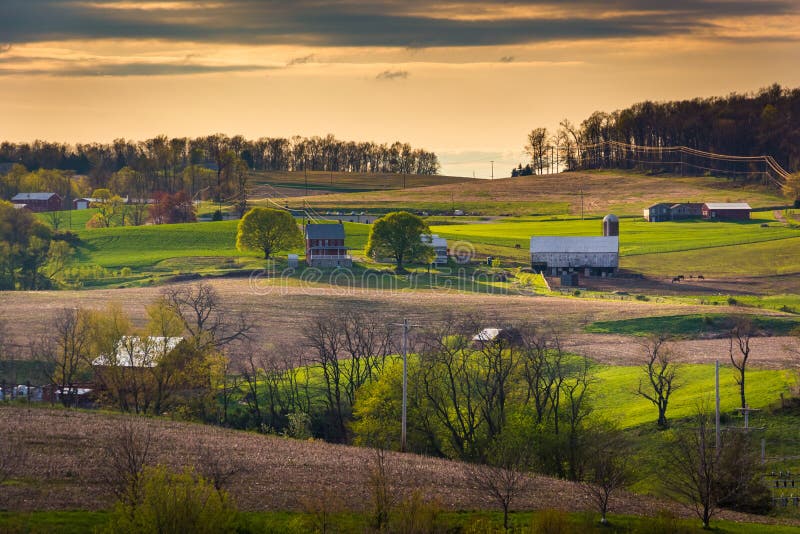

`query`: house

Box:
[304,223,352,268]
[669,203,704,220]
[92,336,184,368]
[643,203,672,222]
[530,236,619,276]
[702,202,751,220]
[421,234,448,265]
[10,192,62,212]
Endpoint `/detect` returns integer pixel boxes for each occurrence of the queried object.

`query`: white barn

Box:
[530,236,619,276]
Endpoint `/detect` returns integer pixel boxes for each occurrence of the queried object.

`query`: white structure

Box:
[530,236,619,276]
[473,328,502,343]
[92,336,184,368]
[421,234,448,265]
[287,254,299,268]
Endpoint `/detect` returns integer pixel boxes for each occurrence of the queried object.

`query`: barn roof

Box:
[530,236,619,254]
[703,202,751,210]
[92,336,183,368]
[473,328,502,342]
[11,192,59,201]
[305,223,345,240]
[422,234,447,248]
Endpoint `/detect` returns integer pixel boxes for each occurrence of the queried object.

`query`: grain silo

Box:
[602,214,619,237]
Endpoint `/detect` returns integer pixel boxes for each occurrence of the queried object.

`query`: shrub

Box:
[120,267,132,277]
[635,294,649,301]
[728,297,739,306]
[101,465,238,534]
[530,509,574,534]
[390,490,442,534]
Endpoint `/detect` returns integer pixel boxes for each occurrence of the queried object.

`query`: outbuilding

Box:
[702,202,751,220]
[421,234,448,265]
[10,192,62,212]
[530,236,619,276]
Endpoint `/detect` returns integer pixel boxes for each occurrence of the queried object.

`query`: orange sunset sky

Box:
[1,0,799,176]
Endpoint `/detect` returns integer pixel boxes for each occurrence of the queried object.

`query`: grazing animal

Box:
[672,277,680,283]
[698,275,705,280]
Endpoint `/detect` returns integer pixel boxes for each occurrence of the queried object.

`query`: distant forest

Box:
[520,84,800,177]
[0,133,441,191]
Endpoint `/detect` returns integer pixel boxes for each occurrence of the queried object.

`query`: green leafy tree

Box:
[88,188,125,228]
[236,207,302,259]
[366,211,432,273]
[102,465,238,534]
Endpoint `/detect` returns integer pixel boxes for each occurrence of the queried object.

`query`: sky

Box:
[1,1,799,177]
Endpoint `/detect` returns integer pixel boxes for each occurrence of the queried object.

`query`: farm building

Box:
[643,203,672,222]
[73,197,99,210]
[92,336,185,368]
[702,202,751,220]
[10,192,62,212]
[12,203,32,212]
[670,203,704,220]
[305,223,352,268]
[530,236,619,276]
[421,234,448,265]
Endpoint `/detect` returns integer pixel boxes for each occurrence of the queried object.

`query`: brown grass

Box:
[4,279,795,367]
[299,170,784,216]
[0,406,782,526]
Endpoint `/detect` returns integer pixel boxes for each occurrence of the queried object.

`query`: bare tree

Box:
[580,425,631,525]
[468,434,534,532]
[34,308,92,407]
[367,447,401,531]
[663,406,755,529]
[729,316,757,411]
[161,283,252,350]
[102,418,153,508]
[636,335,680,428]
[194,440,240,493]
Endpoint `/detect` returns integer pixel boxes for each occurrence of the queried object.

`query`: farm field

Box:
[2,279,799,367]
[249,169,475,194]
[0,405,793,531]
[298,170,786,217]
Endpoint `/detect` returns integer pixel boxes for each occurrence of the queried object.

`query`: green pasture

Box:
[591,363,795,429]
[587,314,800,338]
[1,510,795,534]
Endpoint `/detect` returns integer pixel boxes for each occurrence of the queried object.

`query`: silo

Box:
[602,214,619,236]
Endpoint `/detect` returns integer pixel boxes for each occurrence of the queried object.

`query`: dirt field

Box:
[0,406,784,525]
[2,279,797,368]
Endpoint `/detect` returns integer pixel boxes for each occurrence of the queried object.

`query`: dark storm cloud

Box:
[0,0,795,48]
[375,69,409,80]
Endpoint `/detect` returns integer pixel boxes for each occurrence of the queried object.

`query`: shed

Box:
[702,203,751,220]
[530,236,619,276]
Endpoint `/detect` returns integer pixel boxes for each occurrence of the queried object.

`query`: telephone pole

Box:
[490,160,494,180]
[391,318,419,452]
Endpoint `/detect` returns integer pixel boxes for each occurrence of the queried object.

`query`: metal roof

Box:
[703,202,751,210]
[92,336,183,368]
[530,236,619,254]
[473,328,502,342]
[422,234,447,248]
[11,192,59,201]
[305,223,345,240]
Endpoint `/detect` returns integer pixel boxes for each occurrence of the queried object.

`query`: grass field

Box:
[586,314,800,338]
[249,169,475,194]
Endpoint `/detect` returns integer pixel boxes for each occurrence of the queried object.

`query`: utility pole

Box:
[304,163,308,196]
[490,160,494,180]
[715,360,721,449]
[580,188,584,220]
[391,318,419,453]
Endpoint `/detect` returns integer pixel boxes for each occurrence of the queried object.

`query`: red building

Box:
[702,202,751,220]
[10,192,62,212]
[305,223,352,268]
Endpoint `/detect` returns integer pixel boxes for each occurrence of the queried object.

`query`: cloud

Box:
[375,69,409,81]
[287,54,315,66]
[0,44,11,54]
[499,56,514,63]
[0,60,277,77]
[0,0,796,49]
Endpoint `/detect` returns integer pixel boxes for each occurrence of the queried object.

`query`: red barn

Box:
[702,202,751,220]
[11,192,62,213]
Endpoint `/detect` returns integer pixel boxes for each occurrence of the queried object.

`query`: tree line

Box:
[523,83,800,179]
[0,133,441,193]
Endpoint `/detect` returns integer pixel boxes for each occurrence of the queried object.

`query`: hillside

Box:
[296,170,786,216]
[0,406,775,526]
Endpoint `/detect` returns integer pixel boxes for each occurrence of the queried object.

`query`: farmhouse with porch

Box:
[304,223,352,268]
